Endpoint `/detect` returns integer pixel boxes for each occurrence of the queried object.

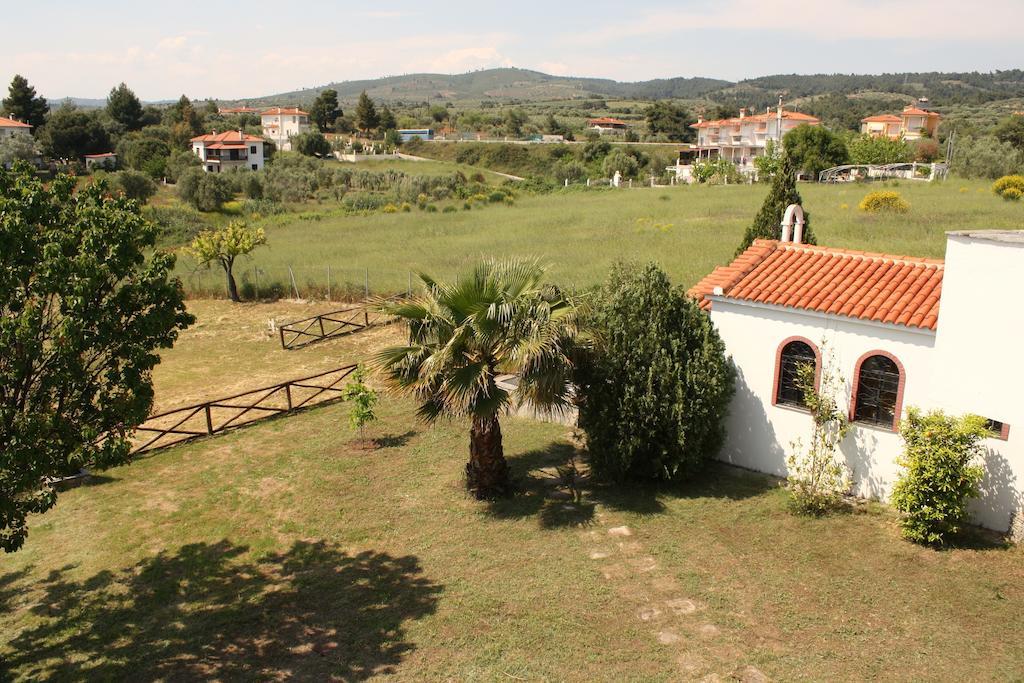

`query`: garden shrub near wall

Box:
[891,408,988,546]
[574,263,735,483]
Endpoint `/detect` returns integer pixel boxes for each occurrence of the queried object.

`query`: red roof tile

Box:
[689,240,943,331]
[692,110,820,129]
[0,116,32,128]
[261,107,309,116]
[191,130,264,143]
[861,114,902,123]
[588,117,628,126]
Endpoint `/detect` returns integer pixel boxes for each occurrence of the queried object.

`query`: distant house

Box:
[260,107,311,151]
[0,115,32,139]
[587,117,628,135]
[84,152,117,171]
[670,103,819,181]
[861,100,941,141]
[397,128,434,142]
[218,106,260,115]
[690,212,1024,533]
[191,130,266,172]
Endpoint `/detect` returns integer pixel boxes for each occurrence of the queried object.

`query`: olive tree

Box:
[0,164,192,552]
[188,221,267,302]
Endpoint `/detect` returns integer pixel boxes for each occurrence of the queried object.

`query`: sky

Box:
[3,0,1023,101]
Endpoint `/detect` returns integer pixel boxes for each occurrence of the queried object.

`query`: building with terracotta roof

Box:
[689,206,1024,531]
[587,117,629,135]
[260,107,311,151]
[84,152,117,171]
[0,115,32,139]
[190,130,267,172]
[218,106,260,115]
[674,101,819,181]
[860,99,941,141]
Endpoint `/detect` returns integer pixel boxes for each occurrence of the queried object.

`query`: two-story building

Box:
[689,208,1023,533]
[674,104,820,181]
[861,100,941,141]
[260,107,311,151]
[0,115,32,139]
[191,130,266,172]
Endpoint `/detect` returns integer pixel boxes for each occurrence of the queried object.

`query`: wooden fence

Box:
[278,305,394,350]
[131,365,358,454]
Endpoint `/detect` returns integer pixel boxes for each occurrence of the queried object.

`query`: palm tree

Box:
[373,258,580,498]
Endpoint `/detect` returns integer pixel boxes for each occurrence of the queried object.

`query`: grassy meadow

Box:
[176,176,1023,299]
[1,301,1023,680]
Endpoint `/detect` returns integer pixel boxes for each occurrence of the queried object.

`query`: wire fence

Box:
[179,265,422,302]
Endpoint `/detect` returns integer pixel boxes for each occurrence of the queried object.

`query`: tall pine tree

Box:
[735,152,815,255]
[106,82,144,130]
[3,75,49,129]
[354,91,379,134]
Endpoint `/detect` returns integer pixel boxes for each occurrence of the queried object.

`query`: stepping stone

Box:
[657,630,681,645]
[608,526,632,537]
[733,665,768,683]
[588,550,610,560]
[699,624,721,638]
[666,598,698,615]
[637,606,662,622]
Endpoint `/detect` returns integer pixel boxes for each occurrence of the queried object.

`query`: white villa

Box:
[669,104,820,182]
[191,130,266,172]
[0,115,32,139]
[690,209,1023,533]
[861,101,942,141]
[261,107,311,151]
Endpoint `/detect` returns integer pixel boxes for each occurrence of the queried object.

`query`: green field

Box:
[176,178,1023,299]
[2,300,1022,680]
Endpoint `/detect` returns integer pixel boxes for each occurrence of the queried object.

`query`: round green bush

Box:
[858,190,910,214]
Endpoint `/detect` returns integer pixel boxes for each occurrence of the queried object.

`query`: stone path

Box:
[575,509,767,681]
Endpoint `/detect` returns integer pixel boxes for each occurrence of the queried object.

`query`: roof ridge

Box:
[778,242,944,267]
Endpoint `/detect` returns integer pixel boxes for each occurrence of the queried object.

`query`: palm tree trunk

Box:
[466,415,510,498]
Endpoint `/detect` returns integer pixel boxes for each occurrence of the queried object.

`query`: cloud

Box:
[423,47,514,73]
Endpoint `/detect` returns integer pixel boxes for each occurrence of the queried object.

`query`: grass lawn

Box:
[339,157,510,183]
[174,178,1023,299]
[2,301,1023,681]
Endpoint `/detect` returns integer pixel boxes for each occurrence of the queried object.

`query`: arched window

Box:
[774,339,818,408]
[852,353,904,429]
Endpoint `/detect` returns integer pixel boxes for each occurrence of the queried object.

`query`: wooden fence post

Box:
[279,325,286,350]
[285,383,293,410]
[318,315,325,337]
[205,405,214,434]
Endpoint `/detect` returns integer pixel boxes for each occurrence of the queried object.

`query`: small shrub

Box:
[1002,187,1023,201]
[859,190,910,214]
[992,175,1024,199]
[891,408,987,546]
[400,202,412,212]
[342,366,378,441]
[177,169,233,212]
[110,170,157,203]
[383,203,399,213]
[488,191,505,203]
[220,200,244,216]
[425,204,438,213]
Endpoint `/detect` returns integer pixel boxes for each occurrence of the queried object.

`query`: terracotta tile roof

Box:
[0,116,32,128]
[862,114,902,123]
[261,107,309,116]
[84,152,116,158]
[191,130,264,143]
[902,107,941,118]
[588,117,628,126]
[689,240,944,331]
[218,106,259,114]
[692,110,820,129]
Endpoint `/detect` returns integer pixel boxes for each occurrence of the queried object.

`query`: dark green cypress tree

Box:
[3,75,49,129]
[735,152,816,255]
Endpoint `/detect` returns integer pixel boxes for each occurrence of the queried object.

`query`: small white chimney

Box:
[739,108,747,119]
[780,204,805,244]
[697,115,703,124]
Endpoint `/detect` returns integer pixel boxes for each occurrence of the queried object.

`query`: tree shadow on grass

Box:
[487,441,779,528]
[2,540,441,681]
[373,430,418,449]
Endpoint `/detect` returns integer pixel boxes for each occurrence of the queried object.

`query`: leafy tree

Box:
[106,82,144,131]
[753,139,781,180]
[574,262,734,483]
[783,124,849,180]
[601,148,639,179]
[176,168,233,212]
[342,366,378,441]
[309,88,341,131]
[378,105,397,132]
[891,409,987,546]
[374,259,580,498]
[0,164,192,552]
[163,95,203,135]
[355,91,379,133]
[383,129,402,149]
[117,135,171,178]
[736,152,816,254]
[503,108,528,137]
[188,221,267,302]
[581,139,611,162]
[110,169,158,203]
[786,351,851,515]
[847,134,910,165]
[165,148,200,182]
[995,115,1024,153]
[951,135,1024,179]
[40,104,111,160]
[0,133,39,166]
[2,74,48,129]
[293,131,332,157]
[644,101,694,142]
[428,105,450,124]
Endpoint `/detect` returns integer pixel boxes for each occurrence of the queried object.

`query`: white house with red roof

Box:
[191,130,266,172]
[0,115,33,139]
[861,100,942,141]
[587,117,629,135]
[260,107,311,151]
[690,208,1024,532]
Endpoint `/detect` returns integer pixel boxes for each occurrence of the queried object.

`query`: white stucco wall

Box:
[707,232,1024,531]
